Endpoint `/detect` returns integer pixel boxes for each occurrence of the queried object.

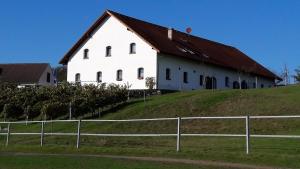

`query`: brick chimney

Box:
[168,28,173,40]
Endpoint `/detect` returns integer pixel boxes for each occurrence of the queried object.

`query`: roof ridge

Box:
[59,10,280,80]
[108,10,234,49]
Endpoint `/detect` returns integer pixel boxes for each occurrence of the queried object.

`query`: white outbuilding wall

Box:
[67,16,157,89]
[157,53,274,90]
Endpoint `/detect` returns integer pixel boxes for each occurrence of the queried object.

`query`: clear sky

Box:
[0,0,299,77]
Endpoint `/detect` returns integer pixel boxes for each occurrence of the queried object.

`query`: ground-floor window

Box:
[75,73,81,82]
[241,80,248,89]
[183,72,188,83]
[137,67,144,80]
[96,71,102,82]
[233,81,240,89]
[205,76,217,89]
[199,75,204,86]
[166,68,171,80]
[225,77,230,87]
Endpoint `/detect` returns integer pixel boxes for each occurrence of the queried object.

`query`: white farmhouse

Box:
[60,10,281,90]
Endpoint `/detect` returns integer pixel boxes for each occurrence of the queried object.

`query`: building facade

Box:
[60,10,280,90]
[0,63,55,87]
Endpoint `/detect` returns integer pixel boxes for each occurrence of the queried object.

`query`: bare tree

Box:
[293,67,300,84]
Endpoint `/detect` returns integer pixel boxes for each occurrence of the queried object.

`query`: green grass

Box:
[0,154,226,169]
[1,85,300,168]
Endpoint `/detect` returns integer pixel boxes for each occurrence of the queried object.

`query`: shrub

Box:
[41,102,68,120]
[1,103,23,120]
[0,82,129,120]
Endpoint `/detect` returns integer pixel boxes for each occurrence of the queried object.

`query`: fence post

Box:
[6,123,11,147]
[76,120,81,149]
[245,115,250,154]
[40,121,44,147]
[69,102,72,120]
[177,117,181,152]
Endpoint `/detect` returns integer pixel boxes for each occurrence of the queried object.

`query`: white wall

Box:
[38,65,55,86]
[67,16,157,89]
[157,53,274,90]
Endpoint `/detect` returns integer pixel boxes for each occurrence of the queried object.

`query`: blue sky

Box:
[0,0,299,77]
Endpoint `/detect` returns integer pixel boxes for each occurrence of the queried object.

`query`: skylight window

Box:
[176,46,187,53]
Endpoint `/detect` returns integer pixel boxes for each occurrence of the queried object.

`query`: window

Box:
[253,83,257,88]
[166,68,171,80]
[225,77,230,87]
[106,46,112,57]
[130,43,136,54]
[137,68,144,79]
[46,72,51,83]
[233,81,240,89]
[83,49,89,59]
[212,77,217,89]
[199,75,204,86]
[96,71,102,82]
[116,70,122,81]
[183,72,188,83]
[261,84,264,88]
[0,68,2,75]
[241,80,248,89]
[75,73,81,82]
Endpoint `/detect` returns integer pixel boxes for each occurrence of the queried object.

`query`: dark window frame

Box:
[75,73,81,82]
[200,75,204,86]
[137,67,144,80]
[116,69,123,81]
[96,71,102,83]
[46,72,51,83]
[225,77,230,87]
[183,72,188,83]
[130,43,136,54]
[166,68,171,80]
[106,46,112,57]
[83,49,89,59]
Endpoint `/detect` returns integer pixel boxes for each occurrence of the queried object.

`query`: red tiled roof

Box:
[60,10,280,80]
[0,63,49,84]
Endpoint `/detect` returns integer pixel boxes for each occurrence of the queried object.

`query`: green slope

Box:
[1,85,300,168]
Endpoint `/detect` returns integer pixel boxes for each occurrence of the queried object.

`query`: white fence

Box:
[1,115,300,154]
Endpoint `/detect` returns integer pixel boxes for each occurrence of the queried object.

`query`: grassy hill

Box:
[1,85,300,168]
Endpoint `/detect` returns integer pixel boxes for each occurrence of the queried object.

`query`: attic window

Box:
[106,46,112,57]
[176,46,187,53]
[186,49,195,55]
[47,72,51,83]
[83,49,89,59]
[130,43,136,54]
[203,54,209,58]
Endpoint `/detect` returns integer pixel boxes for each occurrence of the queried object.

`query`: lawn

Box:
[0,154,230,169]
[1,85,300,168]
